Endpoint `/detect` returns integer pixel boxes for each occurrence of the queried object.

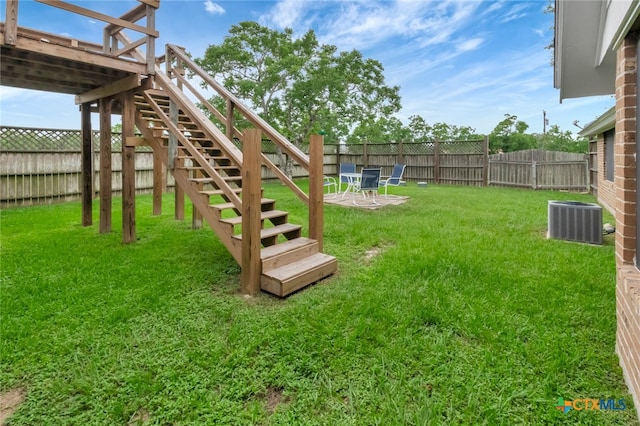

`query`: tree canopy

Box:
[196,21,401,147]
[194,21,591,154]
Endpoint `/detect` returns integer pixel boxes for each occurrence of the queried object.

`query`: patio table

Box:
[340,172,361,198]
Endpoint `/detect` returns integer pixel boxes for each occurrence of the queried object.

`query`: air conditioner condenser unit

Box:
[548,201,603,245]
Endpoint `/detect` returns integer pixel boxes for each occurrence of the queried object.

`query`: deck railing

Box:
[3,0,159,74]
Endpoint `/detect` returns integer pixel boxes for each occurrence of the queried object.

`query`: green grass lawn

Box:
[1,183,638,425]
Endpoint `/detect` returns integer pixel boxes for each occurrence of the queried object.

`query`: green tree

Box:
[407,115,432,141]
[404,115,480,142]
[347,116,410,144]
[539,124,588,153]
[489,113,536,152]
[196,21,401,152]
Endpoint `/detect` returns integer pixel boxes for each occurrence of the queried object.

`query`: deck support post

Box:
[122,90,136,243]
[99,97,112,233]
[308,134,324,252]
[81,102,93,226]
[192,168,203,229]
[241,129,263,296]
[152,147,163,215]
[168,99,184,220]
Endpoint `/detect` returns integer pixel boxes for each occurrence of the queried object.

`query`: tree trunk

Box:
[275,147,293,180]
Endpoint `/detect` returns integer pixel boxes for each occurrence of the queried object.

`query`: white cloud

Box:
[456,37,483,52]
[204,0,225,16]
[260,0,306,29]
[500,3,528,23]
[311,1,481,51]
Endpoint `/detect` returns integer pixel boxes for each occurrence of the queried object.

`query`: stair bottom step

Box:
[261,253,337,297]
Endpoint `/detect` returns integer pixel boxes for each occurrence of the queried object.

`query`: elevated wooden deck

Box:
[1,0,157,103]
[0,24,146,96]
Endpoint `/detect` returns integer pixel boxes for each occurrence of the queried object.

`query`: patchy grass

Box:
[1,184,637,425]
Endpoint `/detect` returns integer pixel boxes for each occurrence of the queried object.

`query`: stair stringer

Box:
[135,110,242,262]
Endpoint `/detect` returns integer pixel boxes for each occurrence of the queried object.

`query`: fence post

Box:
[483,135,489,186]
[363,141,369,167]
[308,134,324,251]
[434,138,440,184]
[585,159,590,192]
[531,161,537,189]
[241,128,262,296]
[398,140,404,166]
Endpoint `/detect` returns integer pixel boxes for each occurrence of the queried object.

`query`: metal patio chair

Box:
[353,167,382,206]
[379,164,406,197]
[338,163,356,193]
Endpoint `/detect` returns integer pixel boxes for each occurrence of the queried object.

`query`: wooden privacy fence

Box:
[489,149,589,191]
[264,138,490,187]
[0,126,172,207]
[1,126,589,206]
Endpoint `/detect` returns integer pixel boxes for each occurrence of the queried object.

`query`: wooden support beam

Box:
[76,74,142,105]
[99,97,112,233]
[81,102,93,226]
[125,136,150,147]
[241,129,263,296]
[308,134,324,251]
[192,169,203,229]
[121,90,136,243]
[11,33,147,74]
[152,148,163,216]
[145,4,156,75]
[174,156,184,220]
[4,0,18,45]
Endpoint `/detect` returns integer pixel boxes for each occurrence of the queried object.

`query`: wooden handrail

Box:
[165,44,311,205]
[166,44,310,169]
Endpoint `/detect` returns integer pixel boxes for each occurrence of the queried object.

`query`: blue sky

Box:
[0,0,614,136]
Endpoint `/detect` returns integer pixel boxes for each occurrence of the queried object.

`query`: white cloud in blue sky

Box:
[204,0,225,16]
[0,0,614,135]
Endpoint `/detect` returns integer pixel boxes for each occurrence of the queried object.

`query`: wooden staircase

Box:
[0,2,336,296]
[132,81,337,297]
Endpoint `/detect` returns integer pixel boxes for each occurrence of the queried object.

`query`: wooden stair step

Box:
[261,253,337,297]
[261,237,319,271]
[199,188,243,196]
[220,210,288,226]
[190,177,214,183]
[231,223,301,241]
[211,198,275,212]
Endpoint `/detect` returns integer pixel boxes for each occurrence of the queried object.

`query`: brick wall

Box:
[598,132,617,214]
[615,34,640,414]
